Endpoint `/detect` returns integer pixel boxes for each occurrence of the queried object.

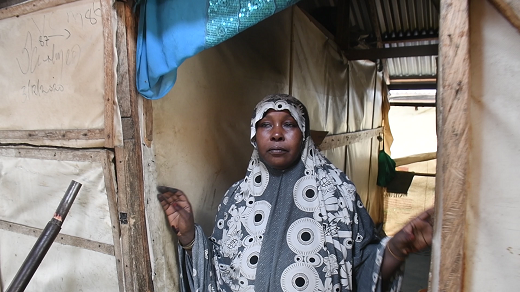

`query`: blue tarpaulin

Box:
[136,0,300,100]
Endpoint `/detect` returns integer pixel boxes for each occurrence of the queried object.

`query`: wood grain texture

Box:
[435,0,470,291]
[0,0,78,20]
[0,129,104,140]
[318,127,383,151]
[143,98,153,147]
[115,1,132,117]
[115,142,154,292]
[101,0,115,148]
[102,150,125,292]
[488,0,520,33]
[0,145,108,161]
[113,1,154,291]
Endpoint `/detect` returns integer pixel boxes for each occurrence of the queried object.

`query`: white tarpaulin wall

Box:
[146,6,386,291]
[0,147,121,291]
[0,0,122,148]
[463,0,520,290]
[291,8,384,218]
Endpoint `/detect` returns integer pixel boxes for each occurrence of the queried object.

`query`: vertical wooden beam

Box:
[114,1,154,291]
[101,0,115,148]
[432,0,470,291]
[101,150,125,292]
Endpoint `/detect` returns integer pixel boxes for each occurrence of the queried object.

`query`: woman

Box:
[158,94,434,292]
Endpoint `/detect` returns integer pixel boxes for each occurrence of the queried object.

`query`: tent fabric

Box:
[136,0,300,99]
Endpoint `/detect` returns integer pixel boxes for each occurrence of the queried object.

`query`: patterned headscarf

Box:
[250,94,310,146]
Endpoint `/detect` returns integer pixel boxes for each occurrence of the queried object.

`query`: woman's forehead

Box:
[261,109,294,118]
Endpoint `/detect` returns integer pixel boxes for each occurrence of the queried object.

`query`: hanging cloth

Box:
[136,0,300,99]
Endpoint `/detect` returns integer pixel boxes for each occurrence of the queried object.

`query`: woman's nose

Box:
[270,127,284,141]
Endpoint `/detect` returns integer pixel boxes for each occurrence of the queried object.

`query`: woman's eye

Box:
[259,122,271,128]
[284,122,297,128]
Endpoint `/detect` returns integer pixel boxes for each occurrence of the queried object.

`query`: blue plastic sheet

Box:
[136,0,300,99]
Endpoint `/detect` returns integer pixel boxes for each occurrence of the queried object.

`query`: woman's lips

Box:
[267,147,288,154]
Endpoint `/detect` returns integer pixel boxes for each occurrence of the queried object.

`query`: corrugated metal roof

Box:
[386,40,438,78]
[299,0,440,87]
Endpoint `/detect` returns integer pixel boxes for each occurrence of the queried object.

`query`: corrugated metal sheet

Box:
[386,40,438,77]
[300,0,439,82]
[346,0,439,80]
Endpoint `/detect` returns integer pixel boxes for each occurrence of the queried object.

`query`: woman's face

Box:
[255,109,303,170]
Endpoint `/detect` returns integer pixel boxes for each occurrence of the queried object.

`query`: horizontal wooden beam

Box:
[0,0,78,20]
[344,44,438,60]
[389,101,436,107]
[0,129,105,141]
[382,36,439,44]
[319,127,383,151]
[388,83,438,90]
[414,172,436,177]
[394,152,437,167]
[0,219,115,256]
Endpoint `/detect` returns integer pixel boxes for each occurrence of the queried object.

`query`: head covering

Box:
[181,94,402,292]
[250,94,310,146]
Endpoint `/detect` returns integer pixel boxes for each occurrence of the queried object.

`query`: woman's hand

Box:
[391,207,435,257]
[157,186,195,246]
[382,207,434,281]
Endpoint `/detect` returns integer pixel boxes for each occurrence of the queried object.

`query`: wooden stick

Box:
[488,0,520,33]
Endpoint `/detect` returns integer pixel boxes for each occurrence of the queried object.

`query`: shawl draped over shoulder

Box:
[178,94,403,292]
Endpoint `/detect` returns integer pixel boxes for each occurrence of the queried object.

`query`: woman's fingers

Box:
[393,207,435,255]
[157,186,179,194]
[156,186,195,238]
[416,207,435,223]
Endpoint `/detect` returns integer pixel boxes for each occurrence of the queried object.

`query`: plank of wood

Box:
[101,0,115,148]
[0,0,77,20]
[344,44,439,60]
[433,0,470,291]
[488,0,520,33]
[318,127,383,151]
[102,150,125,292]
[0,145,107,162]
[114,146,134,291]
[0,129,104,141]
[115,142,154,292]
[143,98,154,147]
[394,152,437,167]
[115,1,132,117]
[113,2,154,291]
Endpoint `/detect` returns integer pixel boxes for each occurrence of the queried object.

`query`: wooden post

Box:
[431,0,470,291]
[114,1,154,291]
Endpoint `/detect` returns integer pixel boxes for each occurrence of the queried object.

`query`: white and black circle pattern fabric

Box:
[293,175,319,212]
[248,163,269,196]
[239,244,261,280]
[281,263,320,292]
[286,218,324,256]
[242,201,271,236]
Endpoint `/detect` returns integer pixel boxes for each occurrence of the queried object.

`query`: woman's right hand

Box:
[157,186,195,246]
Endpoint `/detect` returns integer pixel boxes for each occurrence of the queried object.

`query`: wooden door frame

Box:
[430,0,470,291]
